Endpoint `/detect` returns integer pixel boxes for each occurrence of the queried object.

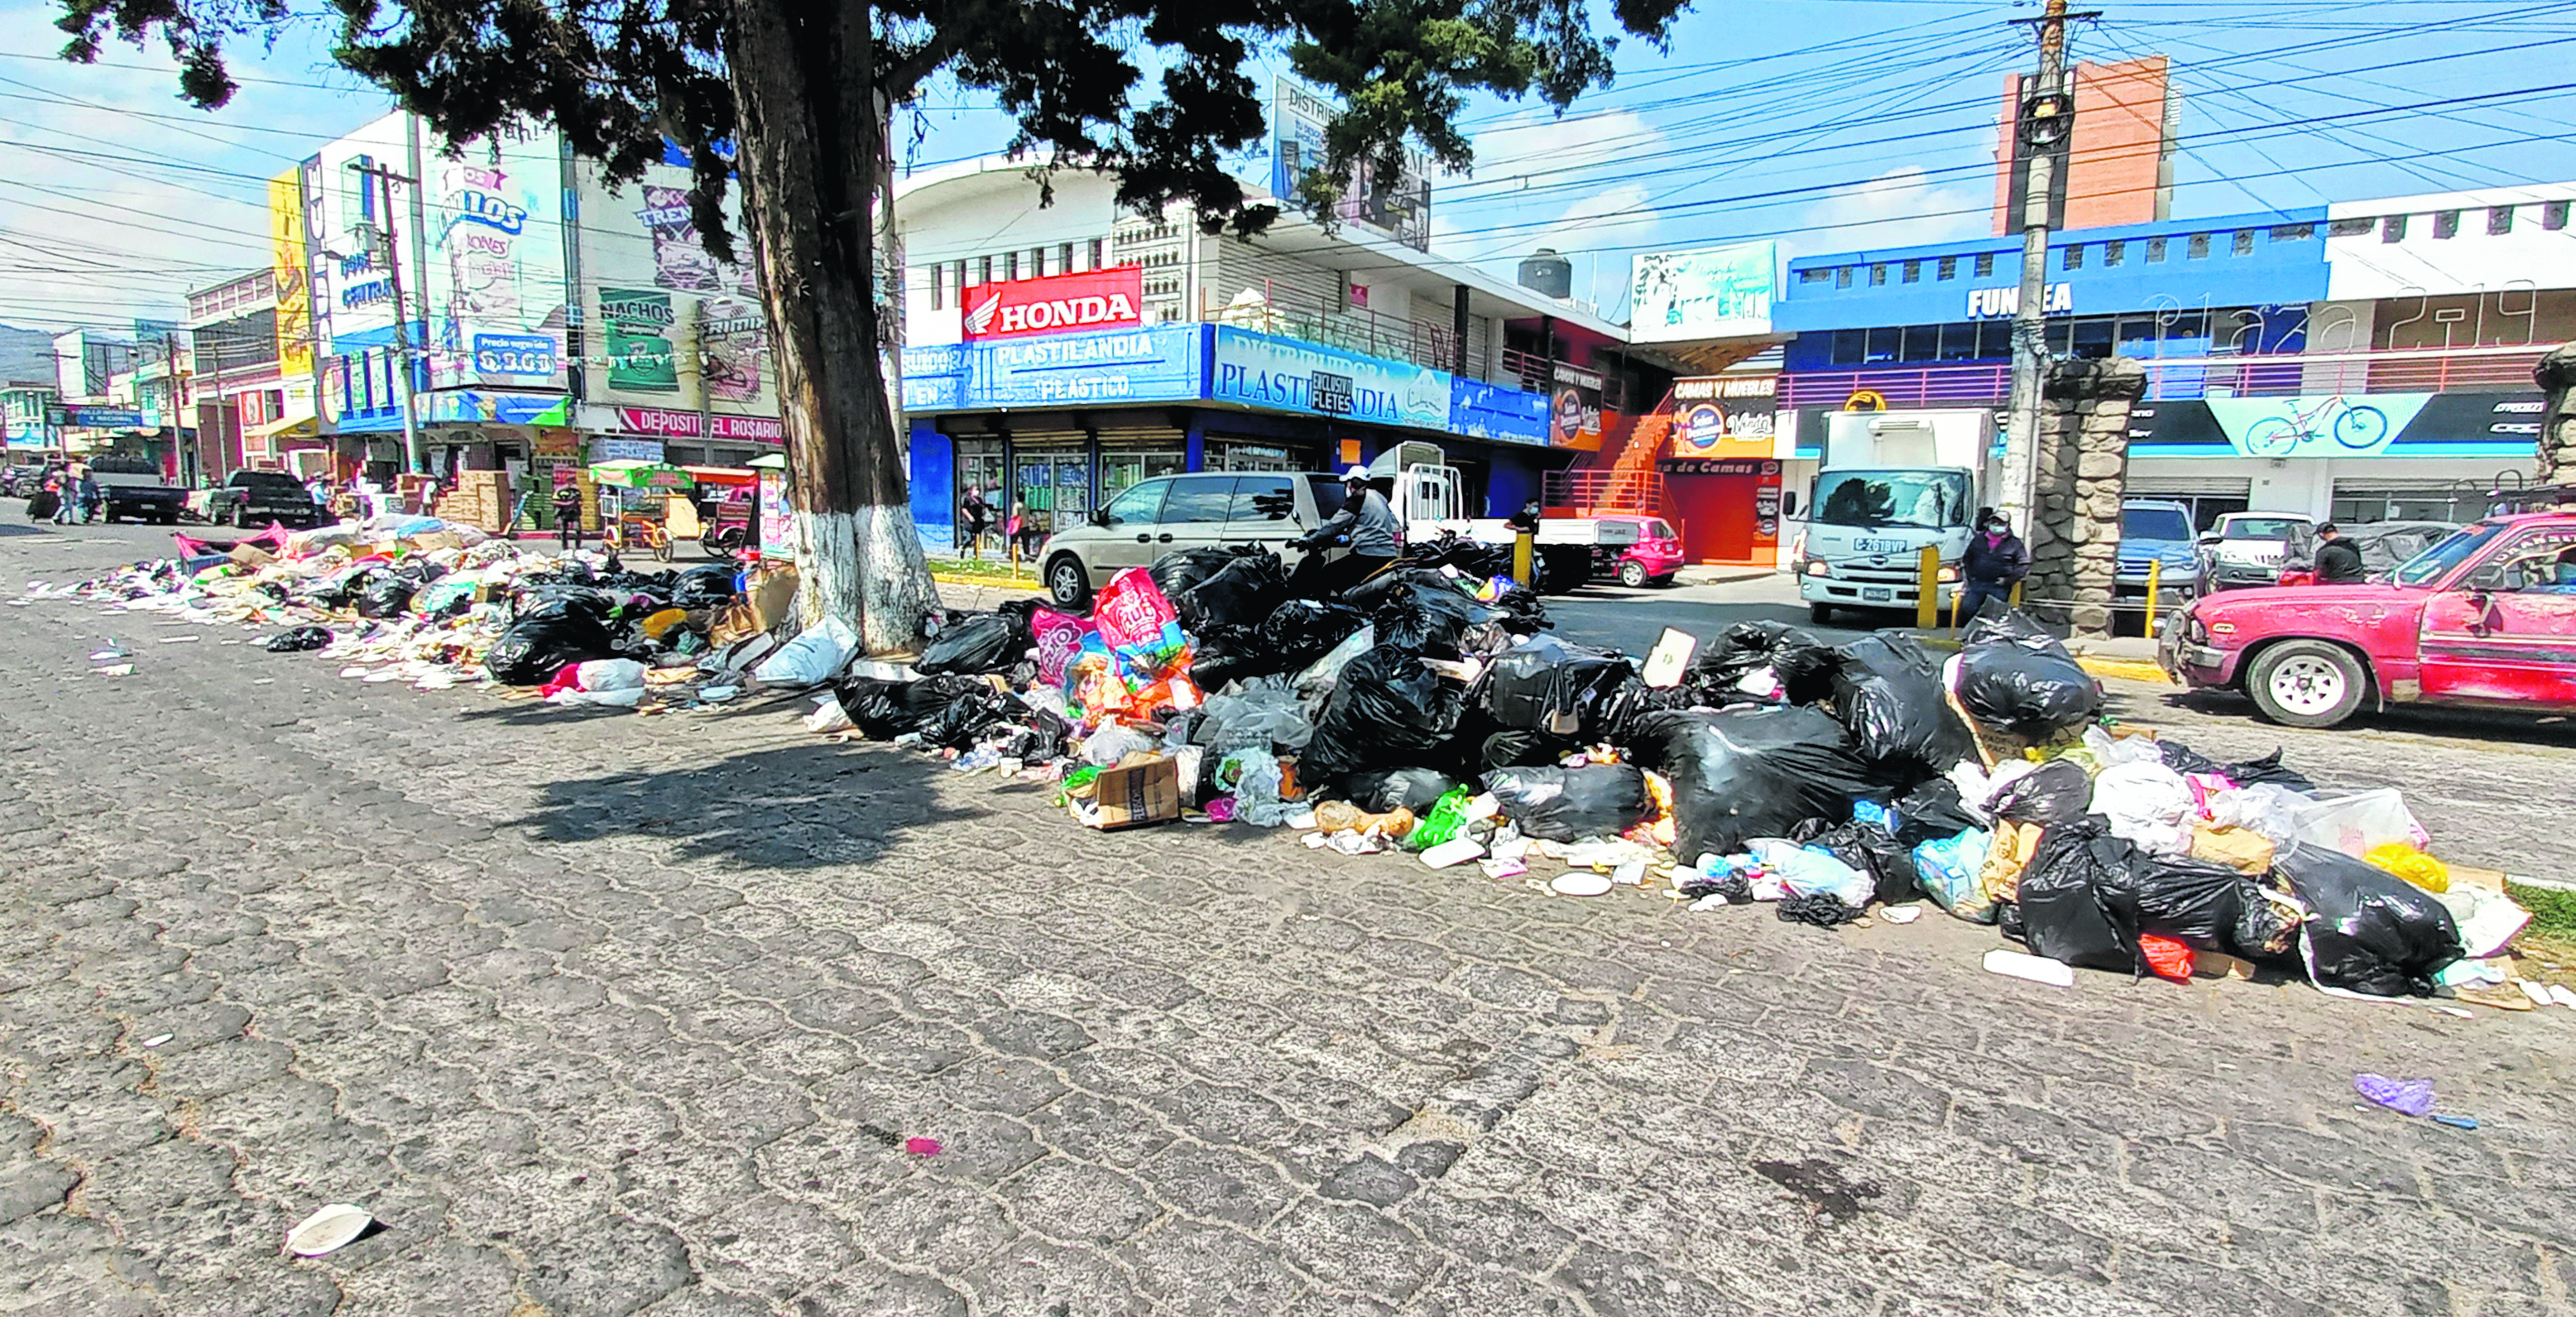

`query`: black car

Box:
[203,469,326,528]
[88,457,185,525]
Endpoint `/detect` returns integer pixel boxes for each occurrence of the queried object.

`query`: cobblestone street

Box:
[2,522,2573,1316]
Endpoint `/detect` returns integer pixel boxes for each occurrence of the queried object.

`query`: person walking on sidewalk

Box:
[1959,507,2029,623]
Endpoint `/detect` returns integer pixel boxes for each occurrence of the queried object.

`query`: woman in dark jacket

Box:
[1959,507,2029,622]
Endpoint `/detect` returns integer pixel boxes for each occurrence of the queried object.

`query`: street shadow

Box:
[501,736,977,871]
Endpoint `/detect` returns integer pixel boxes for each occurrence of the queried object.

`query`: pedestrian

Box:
[79,467,102,522]
[2312,522,2366,584]
[1289,467,1402,597]
[1958,507,2029,623]
[960,483,991,560]
[42,468,72,525]
[552,481,586,550]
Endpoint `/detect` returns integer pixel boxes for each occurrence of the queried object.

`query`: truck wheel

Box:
[1044,555,1092,609]
[1809,603,1834,625]
[2247,640,2367,728]
[231,506,251,529]
[1616,559,1648,589]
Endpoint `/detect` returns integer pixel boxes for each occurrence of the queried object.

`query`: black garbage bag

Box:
[26,489,58,521]
[833,674,1000,739]
[915,612,1030,675]
[1691,621,1836,704]
[1778,892,1866,927]
[1176,550,1290,632]
[2012,820,2142,973]
[1892,777,1984,847]
[1592,679,1704,747]
[996,705,1074,763]
[2158,740,2319,795]
[1336,768,1460,815]
[263,625,333,652]
[1482,764,1650,842]
[922,683,1026,750]
[1346,570,1490,656]
[1149,546,1253,603]
[485,593,621,685]
[1476,635,1634,738]
[2096,852,2262,954]
[1955,609,2102,739]
[669,564,741,611]
[303,563,380,608]
[1259,599,1368,666]
[1991,759,2095,825]
[357,572,420,619]
[1298,646,1469,781]
[1628,706,1880,862]
[2274,844,2463,997]
[1680,868,1753,902]
[1792,818,1918,906]
[1828,634,1978,771]
[1475,727,1579,772]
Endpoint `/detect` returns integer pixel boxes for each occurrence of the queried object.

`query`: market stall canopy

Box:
[587,459,695,491]
[682,465,756,487]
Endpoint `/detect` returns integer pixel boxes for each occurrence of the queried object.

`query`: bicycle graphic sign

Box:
[2204,392,2430,459]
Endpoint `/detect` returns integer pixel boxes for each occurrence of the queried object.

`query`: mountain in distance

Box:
[0,324,58,388]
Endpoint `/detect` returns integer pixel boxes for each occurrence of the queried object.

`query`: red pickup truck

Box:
[2161,512,2576,728]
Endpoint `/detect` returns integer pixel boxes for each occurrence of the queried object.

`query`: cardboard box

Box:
[1092,756,1180,830]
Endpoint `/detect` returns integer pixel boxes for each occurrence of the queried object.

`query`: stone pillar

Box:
[2024,357,2147,639]
[2533,343,2576,488]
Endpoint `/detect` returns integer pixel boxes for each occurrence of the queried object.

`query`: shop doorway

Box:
[1012,444,1091,546]
[1672,472,1756,561]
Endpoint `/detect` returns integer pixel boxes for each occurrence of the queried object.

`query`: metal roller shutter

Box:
[2126,475,2252,497]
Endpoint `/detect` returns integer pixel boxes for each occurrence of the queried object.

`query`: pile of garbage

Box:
[819,546,2540,1006]
[31,516,806,709]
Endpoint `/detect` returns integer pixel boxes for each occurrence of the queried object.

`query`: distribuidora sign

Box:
[962,267,1145,340]
[1209,326,1450,429]
[1630,242,1776,343]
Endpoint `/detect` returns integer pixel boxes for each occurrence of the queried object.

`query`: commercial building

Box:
[892,135,1638,552]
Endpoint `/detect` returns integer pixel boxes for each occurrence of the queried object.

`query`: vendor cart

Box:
[588,459,696,562]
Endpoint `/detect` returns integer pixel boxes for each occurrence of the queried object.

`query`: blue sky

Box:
[7,0,2576,332]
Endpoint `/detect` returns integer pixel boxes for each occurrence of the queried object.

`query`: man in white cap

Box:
[1291,465,1402,596]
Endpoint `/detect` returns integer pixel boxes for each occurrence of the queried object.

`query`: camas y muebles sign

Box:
[962,267,1146,340]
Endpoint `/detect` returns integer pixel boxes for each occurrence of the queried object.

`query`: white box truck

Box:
[1797,409,1998,624]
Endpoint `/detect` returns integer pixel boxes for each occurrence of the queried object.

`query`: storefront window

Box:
[1010,445,1085,541]
[1099,445,1184,505]
[956,439,1006,544]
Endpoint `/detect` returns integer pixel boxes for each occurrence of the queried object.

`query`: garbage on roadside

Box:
[49,523,2553,1013]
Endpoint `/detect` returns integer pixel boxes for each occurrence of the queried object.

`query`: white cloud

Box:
[1788,165,1992,257]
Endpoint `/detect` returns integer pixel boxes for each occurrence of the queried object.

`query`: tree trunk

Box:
[724,0,935,655]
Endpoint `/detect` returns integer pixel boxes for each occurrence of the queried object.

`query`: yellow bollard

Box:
[1950,579,1964,632]
[1513,528,1535,589]
[2144,559,2162,635]
[1916,545,1940,631]
[2010,579,2024,610]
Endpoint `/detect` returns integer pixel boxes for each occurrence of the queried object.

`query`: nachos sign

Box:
[962,266,1146,340]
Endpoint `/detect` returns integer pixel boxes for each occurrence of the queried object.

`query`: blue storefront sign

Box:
[54,406,145,429]
[1209,326,1451,430]
[420,392,572,426]
[901,324,1205,411]
[1448,377,1549,445]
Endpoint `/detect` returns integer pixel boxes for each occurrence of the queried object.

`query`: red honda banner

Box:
[962,266,1146,340]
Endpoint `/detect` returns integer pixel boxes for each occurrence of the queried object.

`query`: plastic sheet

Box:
[1481,765,1649,842]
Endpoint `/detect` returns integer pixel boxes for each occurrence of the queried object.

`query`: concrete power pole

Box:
[1998,0,2091,537]
[350,159,425,475]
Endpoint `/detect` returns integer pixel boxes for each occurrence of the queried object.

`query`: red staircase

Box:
[1544,392,1674,517]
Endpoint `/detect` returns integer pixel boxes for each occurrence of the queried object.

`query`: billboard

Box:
[1271,79,1431,251]
[2127,392,2534,459]
[901,324,1205,411]
[268,169,312,382]
[1629,241,1777,343]
[1210,325,1450,429]
[962,266,1145,340]
[575,156,776,417]
[1449,377,1550,445]
[1670,374,1779,458]
[420,132,568,393]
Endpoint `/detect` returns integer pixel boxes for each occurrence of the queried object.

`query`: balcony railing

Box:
[1776,343,2559,411]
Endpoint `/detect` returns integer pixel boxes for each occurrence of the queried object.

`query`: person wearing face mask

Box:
[1959,507,2029,622]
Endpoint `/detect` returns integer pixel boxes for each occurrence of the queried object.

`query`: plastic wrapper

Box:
[916,612,1029,675]
[1298,646,1468,781]
[1792,818,1917,906]
[1030,607,1097,690]
[1750,839,1874,906]
[1476,635,1634,738]
[1404,786,1475,851]
[1628,706,1883,863]
[1954,609,2103,738]
[1093,567,1192,685]
[2276,844,2463,997]
[1481,765,1649,842]
[2089,760,2195,857]
[1912,829,1995,921]
[1826,634,1977,772]
[263,625,333,652]
[1990,759,2094,825]
[1336,768,1460,815]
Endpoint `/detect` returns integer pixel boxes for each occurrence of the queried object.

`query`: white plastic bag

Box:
[573,658,647,692]
[2207,782,2308,846]
[754,617,857,687]
[2089,760,2195,857]
[2291,788,2427,860]
[549,684,646,709]
[1081,723,1158,767]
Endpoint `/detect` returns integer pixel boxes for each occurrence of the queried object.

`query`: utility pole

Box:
[349,159,425,475]
[1998,0,2092,538]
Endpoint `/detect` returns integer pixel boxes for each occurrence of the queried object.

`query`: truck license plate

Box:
[1862,587,1894,602]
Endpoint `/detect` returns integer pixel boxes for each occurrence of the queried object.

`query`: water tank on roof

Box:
[1517,248,1572,300]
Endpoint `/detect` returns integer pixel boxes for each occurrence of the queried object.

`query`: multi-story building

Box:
[183,268,319,482]
[892,148,1634,550]
[2,380,60,455]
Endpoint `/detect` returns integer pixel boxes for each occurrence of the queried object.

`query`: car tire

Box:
[1616,560,1648,589]
[1044,555,1092,609]
[1651,574,1677,589]
[1809,603,1834,625]
[2246,639,2367,728]
[231,506,251,529]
